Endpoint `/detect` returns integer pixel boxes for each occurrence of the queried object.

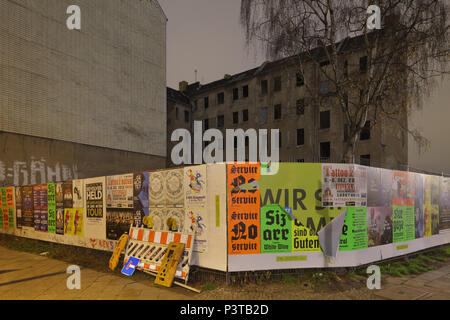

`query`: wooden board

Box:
[154,242,185,287]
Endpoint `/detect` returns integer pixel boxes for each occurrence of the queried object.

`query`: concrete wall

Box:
[0,0,167,157]
[0,132,166,187]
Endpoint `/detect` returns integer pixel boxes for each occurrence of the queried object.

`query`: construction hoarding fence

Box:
[0,163,449,274]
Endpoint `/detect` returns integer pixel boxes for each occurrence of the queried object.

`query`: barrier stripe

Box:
[143,229,150,242]
[149,230,155,243]
[180,234,188,245]
[174,233,181,243]
[187,235,192,249]
[160,232,168,244]
[167,232,174,243]
[154,231,161,243]
[137,229,144,241]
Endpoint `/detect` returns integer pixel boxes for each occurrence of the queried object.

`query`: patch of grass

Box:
[203,282,217,291]
[429,255,447,262]
[281,274,298,284]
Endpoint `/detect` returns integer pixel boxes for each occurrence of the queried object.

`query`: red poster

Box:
[227,163,261,255]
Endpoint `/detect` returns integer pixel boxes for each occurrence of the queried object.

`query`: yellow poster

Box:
[259,163,345,253]
[64,208,84,236]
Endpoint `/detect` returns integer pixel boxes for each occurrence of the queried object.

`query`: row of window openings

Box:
[202,123,370,153]
[200,56,368,109]
[204,111,370,141]
[201,138,370,166]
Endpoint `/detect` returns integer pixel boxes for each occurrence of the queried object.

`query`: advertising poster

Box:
[72,180,84,209]
[165,207,185,232]
[322,164,367,207]
[392,171,415,207]
[106,174,134,209]
[41,184,48,232]
[380,169,393,207]
[165,169,184,207]
[147,208,165,230]
[85,178,106,239]
[393,206,415,243]
[367,167,381,207]
[5,187,14,228]
[227,163,261,255]
[185,208,208,252]
[33,184,42,231]
[133,172,149,227]
[106,208,133,240]
[64,208,84,236]
[149,171,165,207]
[1,188,7,228]
[259,163,344,253]
[63,181,73,209]
[15,187,23,228]
[55,182,64,235]
[367,207,393,247]
[339,207,368,251]
[260,204,292,253]
[47,183,56,234]
[22,186,34,228]
[423,175,440,236]
[184,166,207,207]
[414,174,424,238]
[439,177,450,232]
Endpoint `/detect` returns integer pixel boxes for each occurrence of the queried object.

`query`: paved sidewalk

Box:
[0,246,192,300]
[375,264,450,300]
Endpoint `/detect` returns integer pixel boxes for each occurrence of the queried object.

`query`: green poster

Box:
[339,207,368,251]
[47,183,57,234]
[393,206,415,243]
[259,163,345,253]
[8,207,14,228]
[261,204,292,253]
[0,187,5,228]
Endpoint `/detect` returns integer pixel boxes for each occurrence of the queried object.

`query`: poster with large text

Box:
[339,207,368,251]
[22,186,34,228]
[227,163,261,255]
[106,174,133,209]
[322,164,367,207]
[259,163,344,253]
[85,178,106,239]
[47,183,56,234]
[393,206,415,243]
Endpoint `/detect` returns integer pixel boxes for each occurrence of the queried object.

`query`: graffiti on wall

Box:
[0,158,79,186]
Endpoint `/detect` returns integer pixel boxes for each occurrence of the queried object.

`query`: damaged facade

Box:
[171,34,408,169]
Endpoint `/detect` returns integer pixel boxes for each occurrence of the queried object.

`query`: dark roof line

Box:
[186,30,382,95]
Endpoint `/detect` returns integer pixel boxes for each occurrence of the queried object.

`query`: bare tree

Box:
[240,0,449,163]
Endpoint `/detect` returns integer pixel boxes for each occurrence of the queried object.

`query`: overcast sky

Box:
[158,0,450,174]
[158,0,265,89]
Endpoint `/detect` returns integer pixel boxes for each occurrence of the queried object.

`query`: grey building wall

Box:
[0,132,166,187]
[0,0,167,157]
